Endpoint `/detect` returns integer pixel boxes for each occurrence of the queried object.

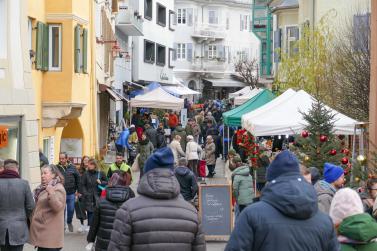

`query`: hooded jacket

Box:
[87,186,135,251]
[156,128,167,149]
[175,166,198,201]
[145,127,158,148]
[107,168,206,251]
[232,165,254,206]
[337,213,377,251]
[315,180,337,214]
[225,173,339,251]
[172,126,187,151]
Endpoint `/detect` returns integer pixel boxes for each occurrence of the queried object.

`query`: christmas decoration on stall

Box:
[291,98,348,173]
[235,129,259,165]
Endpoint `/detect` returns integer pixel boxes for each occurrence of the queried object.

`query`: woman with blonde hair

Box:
[29,165,66,251]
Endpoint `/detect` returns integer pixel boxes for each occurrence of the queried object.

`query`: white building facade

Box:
[132,0,176,85]
[173,0,260,99]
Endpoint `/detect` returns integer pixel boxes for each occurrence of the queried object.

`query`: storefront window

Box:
[0,116,21,162]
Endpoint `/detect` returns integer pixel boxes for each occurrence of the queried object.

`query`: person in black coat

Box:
[225,151,339,251]
[144,123,158,148]
[81,158,107,228]
[175,158,198,201]
[156,127,167,149]
[87,172,135,251]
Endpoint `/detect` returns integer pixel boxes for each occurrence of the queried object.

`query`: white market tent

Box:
[130,87,184,111]
[234,88,264,106]
[163,85,200,96]
[241,89,358,136]
[229,86,254,98]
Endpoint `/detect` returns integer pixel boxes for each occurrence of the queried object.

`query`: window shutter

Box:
[74,25,81,73]
[112,0,118,12]
[204,45,209,59]
[187,8,193,26]
[173,43,177,60]
[354,14,370,51]
[187,43,193,62]
[82,28,88,73]
[36,22,44,70]
[42,23,49,71]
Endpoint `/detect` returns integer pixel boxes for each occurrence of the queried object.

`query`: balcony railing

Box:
[115,6,143,36]
[192,23,226,40]
[192,58,227,72]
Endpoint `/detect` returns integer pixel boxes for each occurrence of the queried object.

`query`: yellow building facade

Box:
[28,0,97,173]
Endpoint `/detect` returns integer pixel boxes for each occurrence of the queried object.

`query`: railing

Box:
[192,58,227,72]
[192,23,226,39]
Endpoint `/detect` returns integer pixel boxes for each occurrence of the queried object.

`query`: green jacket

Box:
[108,162,131,179]
[232,165,254,206]
[339,213,377,251]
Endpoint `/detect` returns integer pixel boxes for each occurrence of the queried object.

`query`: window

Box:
[169,10,177,31]
[144,0,152,20]
[48,24,62,71]
[286,26,299,56]
[156,44,166,66]
[144,40,155,64]
[244,15,248,31]
[0,117,21,164]
[226,17,229,30]
[168,48,176,68]
[177,8,186,24]
[177,43,186,60]
[208,10,218,24]
[28,18,33,61]
[0,0,7,59]
[208,45,217,59]
[157,3,166,27]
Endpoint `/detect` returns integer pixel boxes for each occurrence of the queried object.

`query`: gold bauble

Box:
[304,156,310,162]
[356,155,367,165]
[355,177,360,182]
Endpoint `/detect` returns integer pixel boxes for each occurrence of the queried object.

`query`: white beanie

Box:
[329,188,364,226]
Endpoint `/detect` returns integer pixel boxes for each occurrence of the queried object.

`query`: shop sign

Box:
[0,126,8,148]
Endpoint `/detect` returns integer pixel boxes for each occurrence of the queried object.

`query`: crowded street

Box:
[1,0,377,251]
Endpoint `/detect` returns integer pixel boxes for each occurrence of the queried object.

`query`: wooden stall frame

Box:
[198,183,233,241]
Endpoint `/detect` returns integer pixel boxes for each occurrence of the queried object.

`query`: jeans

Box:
[0,231,24,251]
[188,159,198,177]
[37,248,61,251]
[87,211,94,227]
[207,164,215,176]
[65,193,75,224]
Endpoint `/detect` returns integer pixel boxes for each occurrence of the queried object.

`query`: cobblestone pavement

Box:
[25,158,228,251]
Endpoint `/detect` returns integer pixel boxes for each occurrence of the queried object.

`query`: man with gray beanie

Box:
[226,150,339,251]
[108,147,205,251]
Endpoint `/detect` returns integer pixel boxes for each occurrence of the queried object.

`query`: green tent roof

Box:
[223,89,275,127]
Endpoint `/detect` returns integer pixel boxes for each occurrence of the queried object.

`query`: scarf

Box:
[33,176,62,203]
[0,169,20,179]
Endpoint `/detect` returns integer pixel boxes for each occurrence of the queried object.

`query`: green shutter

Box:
[74,25,81,73]
[36,22,44,70]
[41,23,49,71]
[82,28,88,74]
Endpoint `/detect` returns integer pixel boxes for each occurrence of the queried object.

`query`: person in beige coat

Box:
[205,135,216,178]
[29,165,66,251]
[185,135,202,176]
[169,135,186,167]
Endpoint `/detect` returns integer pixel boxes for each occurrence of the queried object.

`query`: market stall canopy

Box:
[203,78,247,88]
[229,86,254,98]
[223,89,275,127]
[130,87,184,111]
[163,85,200,96]
[241,89,359,136]
[234,88,264,106]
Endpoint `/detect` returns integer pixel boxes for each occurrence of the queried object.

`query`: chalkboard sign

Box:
[199,184,233,241]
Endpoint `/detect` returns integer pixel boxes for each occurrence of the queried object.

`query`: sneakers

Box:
[68,223,74,233]
[85,225,90,233]
[78,224,85,233]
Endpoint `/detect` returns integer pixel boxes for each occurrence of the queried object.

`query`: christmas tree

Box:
[293,98,350,173]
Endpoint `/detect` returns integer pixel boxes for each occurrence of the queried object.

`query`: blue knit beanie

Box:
[266,150,300,181]
[143,147,174,174]
[324,163,344,184]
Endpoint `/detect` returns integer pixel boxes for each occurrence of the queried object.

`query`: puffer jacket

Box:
[169,140,186,166]
[87,186,135,251]
[315,180,336,214]
[172,126,187,151]
[156,128,167,149]
[57,162,81,195]
[186,141,201,160]
[205,142,216,165]
[107,168,206,251]
[232,165,254,206]
[338,213,377,251]
[175,166,198,201]
[81,170,108,212]
[145,127,158,148]
[255,155,270,183]
[226,173,339,251]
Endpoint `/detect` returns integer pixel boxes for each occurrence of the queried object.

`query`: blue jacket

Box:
[116,129,130,150]
[226,174,340,251]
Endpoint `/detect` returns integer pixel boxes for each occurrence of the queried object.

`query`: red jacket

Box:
[168,114,179,128]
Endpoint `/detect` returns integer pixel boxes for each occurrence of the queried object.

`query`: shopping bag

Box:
[198,160,206,177]
[131,154,140,172]
[75,198,87,220]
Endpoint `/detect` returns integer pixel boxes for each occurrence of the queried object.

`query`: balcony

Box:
[115,6,143,36]
[192,58,227,73]
[192,23,226,42]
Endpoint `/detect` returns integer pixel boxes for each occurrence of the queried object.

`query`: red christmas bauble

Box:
[341,157,349,165]
[342,148,350,155]
[338,135,345,140]
[252,151,259,155]
[344,169,349,175]
[320,135,328,142]
[301,131,309,138]
[329,149,337,156]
